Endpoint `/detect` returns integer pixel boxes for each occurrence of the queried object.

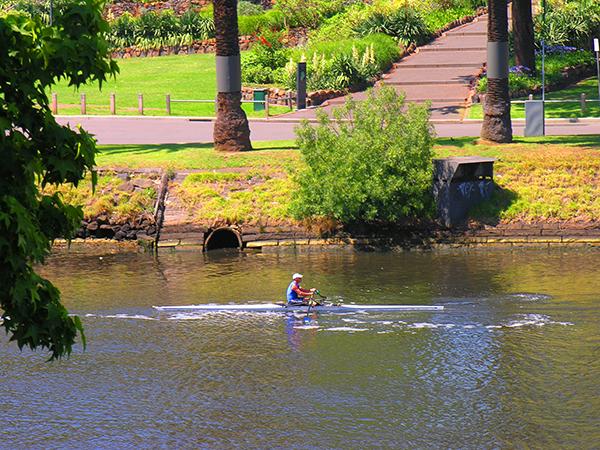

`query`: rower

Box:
[286,273,317,306]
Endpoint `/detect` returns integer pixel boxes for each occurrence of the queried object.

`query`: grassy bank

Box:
[469,78,600,119]
[57,136,600,226]
[48,53,289,118]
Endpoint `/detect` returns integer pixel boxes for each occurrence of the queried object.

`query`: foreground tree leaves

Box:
[0,0,118,359]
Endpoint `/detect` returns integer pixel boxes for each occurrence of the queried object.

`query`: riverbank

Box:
[51,135,600,250]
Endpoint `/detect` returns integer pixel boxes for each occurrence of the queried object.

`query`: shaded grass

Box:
[469,78,600,119]
[49,53,291,118]
[91,136,600,225]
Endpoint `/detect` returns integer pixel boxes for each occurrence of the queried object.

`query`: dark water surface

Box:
[1,246,599,449]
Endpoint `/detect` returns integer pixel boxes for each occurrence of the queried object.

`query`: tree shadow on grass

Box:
[98,142,297,155]
[436,135,600,149]
[468,185,520,226]
[515,135,600,148]
[98,143,213,155]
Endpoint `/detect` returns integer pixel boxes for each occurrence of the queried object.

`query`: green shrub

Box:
[355,6,430,47]
[292,87,434,223]
[241,31,291,84]
[477,50,595,95]
[535,0,600,49]
[238,9,286,35]
[422,6,473,32]
[238,0,264,16]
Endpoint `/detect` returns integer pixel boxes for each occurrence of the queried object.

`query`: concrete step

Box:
[448,31,487,36]
[385,79,472,86]
[419,47,486,52]
[395,62,482,69]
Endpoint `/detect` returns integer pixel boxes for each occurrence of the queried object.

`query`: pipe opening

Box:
[204,227,242,251]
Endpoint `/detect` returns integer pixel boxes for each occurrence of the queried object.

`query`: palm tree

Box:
[512,0,535,75]
[213,0,252,151]
[481,0,513,143]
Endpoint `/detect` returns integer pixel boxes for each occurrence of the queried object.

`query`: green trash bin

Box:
[253,89,267,112]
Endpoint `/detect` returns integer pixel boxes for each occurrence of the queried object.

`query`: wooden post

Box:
[80,93,86,115]
[138,93,144,115]
[51,93,58,114]
[264,92,269,118]
[581,93,587,115]
[110,93,116,115]
[166,94,171,115]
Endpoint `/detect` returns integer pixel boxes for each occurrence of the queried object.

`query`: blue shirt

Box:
[287,280,299,302]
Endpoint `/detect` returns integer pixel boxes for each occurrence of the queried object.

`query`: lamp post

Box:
[540,0,546,102]
[594,38,600,106]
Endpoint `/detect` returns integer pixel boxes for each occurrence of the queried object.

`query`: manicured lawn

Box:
[468,78,600,119]
[89,136,600,225]
[49,53,290,118]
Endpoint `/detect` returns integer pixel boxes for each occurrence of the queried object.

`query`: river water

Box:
[1,246,599,449]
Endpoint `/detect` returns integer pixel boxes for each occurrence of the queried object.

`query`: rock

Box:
[97,214,109,225]
[133,179,155,189]
[114,230,127,241]
[86,221,99,232]
[116,173,130,182]
[121,223,131,233]
[117,181,135,192]
[97,224,115,239]
[126,230,138,240]
[146,226,157,236]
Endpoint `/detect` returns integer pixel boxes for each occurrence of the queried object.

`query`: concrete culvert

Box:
[204,227,243,251]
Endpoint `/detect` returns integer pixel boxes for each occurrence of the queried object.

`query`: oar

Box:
[304,290,326,323]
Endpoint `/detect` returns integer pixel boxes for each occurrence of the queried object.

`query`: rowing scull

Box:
[153,303,443,313]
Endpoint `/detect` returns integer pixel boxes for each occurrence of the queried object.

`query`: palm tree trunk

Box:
[512,0,536,74]
[213,0,252,151]
[481,0,513,143]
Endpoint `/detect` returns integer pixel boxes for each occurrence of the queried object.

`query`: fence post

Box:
[110,93,116,115]
[288,91,293,110]
[580,93,587,115]
[166,94,171,115]
[51,93,58,114]
[138,93,144,115]
[80,93,86,115]
[265,93,269,118]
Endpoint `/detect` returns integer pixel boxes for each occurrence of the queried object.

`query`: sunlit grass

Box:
[88,135,600,225]
[49,53,291,118]
[468,78,600,119]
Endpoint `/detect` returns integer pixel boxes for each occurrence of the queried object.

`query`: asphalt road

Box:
[56,116,600,145]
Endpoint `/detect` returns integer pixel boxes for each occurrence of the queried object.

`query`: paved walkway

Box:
[283,14,488,121]
[56,116,600,145]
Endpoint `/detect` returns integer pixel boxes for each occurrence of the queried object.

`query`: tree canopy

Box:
[0,0,118,359]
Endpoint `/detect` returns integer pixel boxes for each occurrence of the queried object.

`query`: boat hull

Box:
[153,303,443,313]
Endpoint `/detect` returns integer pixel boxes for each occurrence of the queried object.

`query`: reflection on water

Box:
[1,246,600,448]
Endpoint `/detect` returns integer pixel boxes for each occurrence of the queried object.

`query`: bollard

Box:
[110,93,116,115]
[80,93,86,115]
[51,93,58,114]
[581,93,587,115]
[166,94,171,115]
[138,93,144,115]
[265,93,269,118]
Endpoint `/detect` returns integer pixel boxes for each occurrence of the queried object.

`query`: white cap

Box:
[292,273,303,279]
